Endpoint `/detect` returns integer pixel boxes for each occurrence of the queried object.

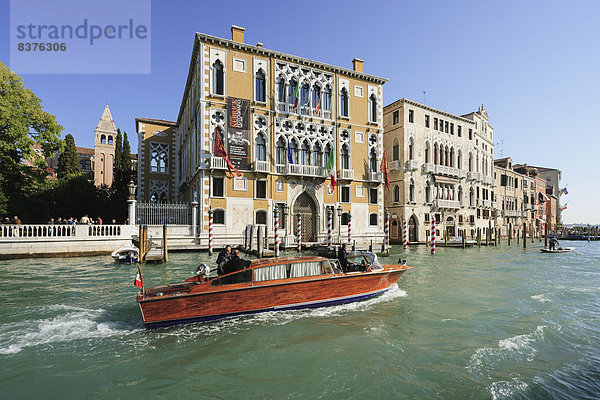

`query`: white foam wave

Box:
[0,306,137,355]
[531,294,549,303]
[489,378,529,400]
[467,326,546,374]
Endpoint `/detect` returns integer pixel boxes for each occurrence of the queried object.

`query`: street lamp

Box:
[127,180,136,200]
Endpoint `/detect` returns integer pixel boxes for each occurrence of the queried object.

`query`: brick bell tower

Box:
[93,105,117,187]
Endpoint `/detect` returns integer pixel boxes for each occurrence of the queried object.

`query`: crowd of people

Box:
[1,215,123,225]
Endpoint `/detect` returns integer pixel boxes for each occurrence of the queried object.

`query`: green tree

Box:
[122,131,133,183]
[57,134,80,178]
[0,62,63,218]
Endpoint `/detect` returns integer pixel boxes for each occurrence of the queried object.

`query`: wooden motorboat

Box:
[136,252,412,328]
[111,245,139,263]
[540,247,574,253]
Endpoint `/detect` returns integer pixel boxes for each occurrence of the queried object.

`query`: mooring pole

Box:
[162,224,168,263]
[208,207,213,256]
[274,207,280,257]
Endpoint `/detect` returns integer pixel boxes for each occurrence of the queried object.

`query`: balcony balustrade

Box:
[253,160,270,173]
[389,160,402,171]
[405,160,420,171]
[467,171,481,181]
[434,199,460,209]
[424,163,435,173]
[338,169,354,180]
[368,171,382,182]
[287,164,303,175]
[210,156,227,170]
[458,170,467,178]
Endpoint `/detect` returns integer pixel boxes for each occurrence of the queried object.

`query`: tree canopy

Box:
[57,134,80,178]
[0,61,63,216]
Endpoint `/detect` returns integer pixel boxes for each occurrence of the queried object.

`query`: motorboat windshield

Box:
[346,251,383,270]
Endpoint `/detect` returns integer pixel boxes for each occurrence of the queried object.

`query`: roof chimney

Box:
[256,42,263,48]
[231,25,245,43]
[352,58,364,73]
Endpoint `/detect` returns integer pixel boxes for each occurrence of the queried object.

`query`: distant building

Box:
[382,99,495,243]
[38,105,137,185]
[528,166,562,223]
[135,118,177,202]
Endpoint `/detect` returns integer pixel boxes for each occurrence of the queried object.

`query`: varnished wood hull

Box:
[138,268,407,328]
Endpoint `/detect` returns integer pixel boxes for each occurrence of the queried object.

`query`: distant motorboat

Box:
[540,247,574,254]
[111,245,139,263]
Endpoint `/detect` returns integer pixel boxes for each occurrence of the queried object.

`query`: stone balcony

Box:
[389,160,402,171]
[210,156,227,170]
[424,163,435,173]
[368,171,382,182]
[434,199,460,209]
[405,160,420,171]
[253,160,270,173]
[468,171,481,181]
[338,169,354,181]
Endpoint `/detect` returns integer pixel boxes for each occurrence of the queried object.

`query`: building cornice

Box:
[176,32,388,126]
[135,117,177,127]
[384,98,476,125]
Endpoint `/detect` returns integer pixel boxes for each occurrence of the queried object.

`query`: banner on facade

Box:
[227,97,250,170]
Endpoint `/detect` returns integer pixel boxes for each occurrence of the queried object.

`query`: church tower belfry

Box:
[93,105,117,187]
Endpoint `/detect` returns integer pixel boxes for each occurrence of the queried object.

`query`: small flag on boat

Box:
[134,265,143,288]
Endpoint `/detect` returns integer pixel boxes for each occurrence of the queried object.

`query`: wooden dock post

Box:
[462,231,466,248]
[162,224,168,263]
[444,228,447,247]
[508,225,512,246]
[257,225,263,258]
[477,228,481,247]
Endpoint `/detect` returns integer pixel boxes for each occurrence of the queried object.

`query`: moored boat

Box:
[136,252,412,328]
[111,245,139,263]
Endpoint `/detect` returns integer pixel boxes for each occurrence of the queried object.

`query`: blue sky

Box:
[1,0,598,224]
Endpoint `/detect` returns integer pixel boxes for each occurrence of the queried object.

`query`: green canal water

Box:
[1,241,599,399]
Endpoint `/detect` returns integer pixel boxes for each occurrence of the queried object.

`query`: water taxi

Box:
[136,252,411,328]
[540,247,574,253]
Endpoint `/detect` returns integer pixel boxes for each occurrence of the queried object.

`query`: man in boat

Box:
[222,249,252,283]
[549,237,561,250]
[216,245,232,274]
[338,243,354,272]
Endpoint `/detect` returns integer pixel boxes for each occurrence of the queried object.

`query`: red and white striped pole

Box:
[431,217,436,254]
[347,212,352,244]
[297,212,302,252]
[274,207,280,257]
[327,208,332,249]
[403,218,408,250]
[208,206,213,256]
[384,209,390,250]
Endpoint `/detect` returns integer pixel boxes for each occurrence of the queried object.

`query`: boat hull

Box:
[138,268,406,328]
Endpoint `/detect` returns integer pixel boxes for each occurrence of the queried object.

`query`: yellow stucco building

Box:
[137,26,387,245]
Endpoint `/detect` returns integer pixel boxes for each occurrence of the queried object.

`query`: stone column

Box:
[191,197,198,237]
[128,198,136,226]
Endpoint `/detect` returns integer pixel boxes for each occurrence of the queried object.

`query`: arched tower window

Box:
[300,140,310,165]
[312,141,322,167]
[392,138,399,161]
[276,137,286,165]
[369,94,377,122]
[100,134,106,144]
[393,185,400,202]
[369,147,378,172]
[323,85,332,111]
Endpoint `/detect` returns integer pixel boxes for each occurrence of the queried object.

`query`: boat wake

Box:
[0,305,138,355]
[531,293,549,303]
[153,285,408,340]
[488,377,529,400]
[467,325,546,376]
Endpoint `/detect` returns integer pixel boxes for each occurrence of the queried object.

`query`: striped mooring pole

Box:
[347,212,352,244]
[327,208,332,249]
[403,218,408,250]
[431,217,436,254]
[274,207,280,257]
[384,209,390,251]
[208,207,213,256]
[297,212,302,252]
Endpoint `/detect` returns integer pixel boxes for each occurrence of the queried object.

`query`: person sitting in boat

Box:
[338,243,359,272]
[549,237,561,250]
[222,250,251,283]
[216,245,232,274]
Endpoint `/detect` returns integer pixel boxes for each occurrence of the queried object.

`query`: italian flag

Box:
[293,80,300,110]
[134,265,143,288]
[326,145,336,190]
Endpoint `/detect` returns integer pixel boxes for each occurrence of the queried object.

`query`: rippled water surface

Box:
[1,241,599,399]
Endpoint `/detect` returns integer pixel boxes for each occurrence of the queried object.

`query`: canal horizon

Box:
[1,241,598,399]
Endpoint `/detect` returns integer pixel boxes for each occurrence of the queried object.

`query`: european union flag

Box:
[287,141,293,164]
